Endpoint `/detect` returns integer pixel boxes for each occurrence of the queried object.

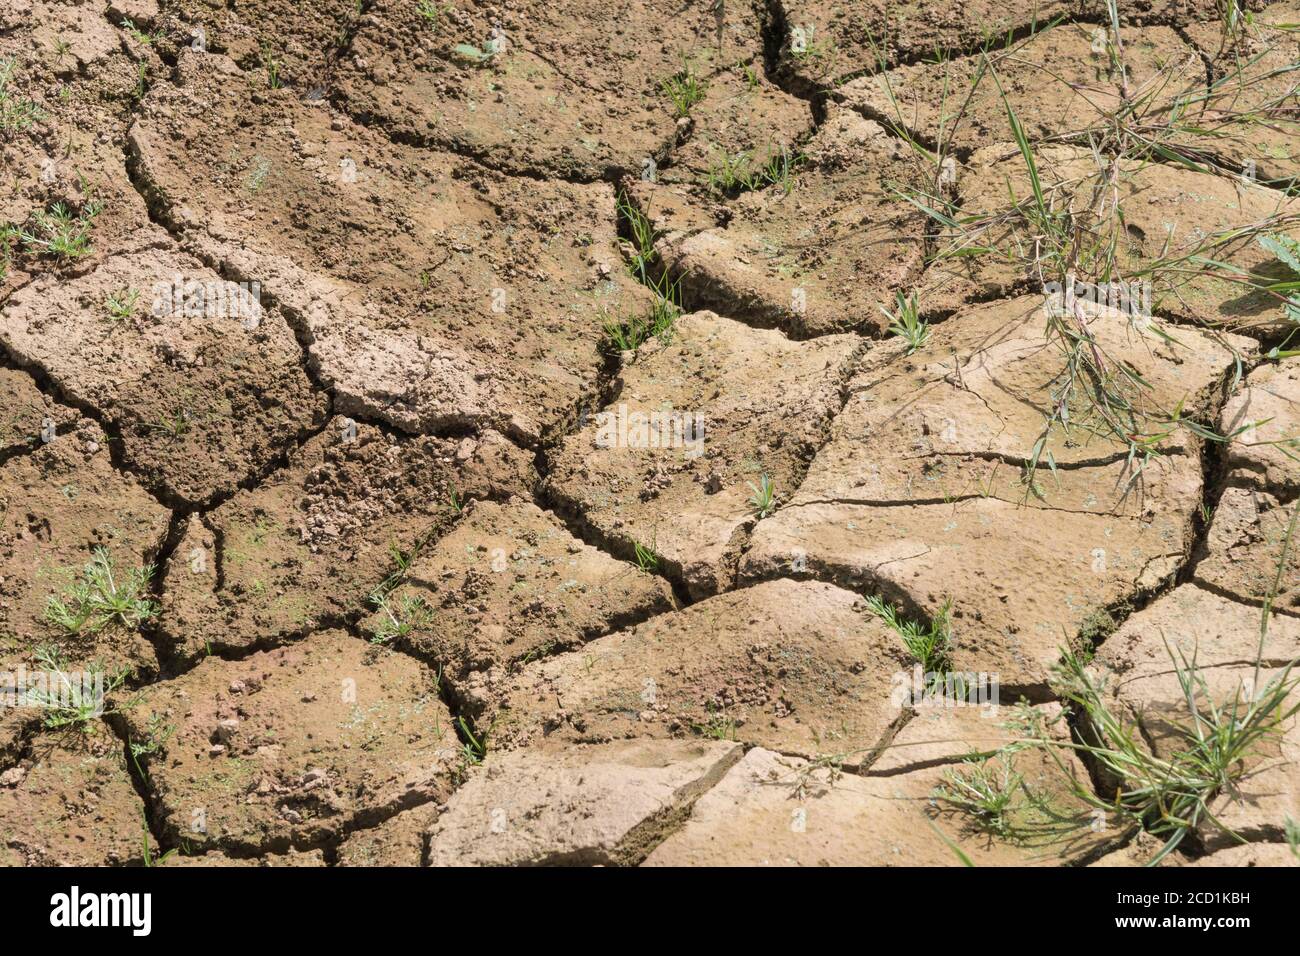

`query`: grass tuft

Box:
[602,271,682,353]
[660,66,705,117]
[1022,643,1300,863]
[633,537,661,574]
[705,144,802,196]
[369,592,433,645]
[260,41,283,89]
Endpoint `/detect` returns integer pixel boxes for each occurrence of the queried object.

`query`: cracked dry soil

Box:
[0,0,1298,868]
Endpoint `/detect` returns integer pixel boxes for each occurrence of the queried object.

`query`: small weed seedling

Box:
[633,537,661,573]
[22,644,126,729]
[131,62,149,103]
[706,149,757,194]
[517,638,561,668]
[141,813,176,867]
[260,42,283,89]
[20,201,102,261]
[935,753,1024,839]
[147,407,193,438]
[693,707,738,741]
[129,713,175,775]
[617,192,658,283]
[120,19,162,46]
[372,523,449,601]
[865,594,954,677]
[105,287,140,321]
[782,752,846,800]
[44,547,157,637]
[881,291,928,354]
[245,156,272,193]
[645,274,684,334]
[334,0,365,48]
[369,592,433,645]
[759,145,801,195]
[746,473,776,519]
[374,541,416,601]
[416,0,445,28]
[1216,0,1249,49]
[457,715,489,766]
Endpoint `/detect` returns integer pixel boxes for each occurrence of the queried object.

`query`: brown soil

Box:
[634,109,928,337]
[475,579,914,759]
[743,294,1245,686]
[0,0,1297,869]
[642,732,1104,865]
[116,627,460,854]
[0,415,169,758]
[159,417,535,662]
[359,497,675,701]
[3,247,328,505]
[335,0,768,180]
[0,720,143,865]
[545,309,862,595]
[837,24,1202,155]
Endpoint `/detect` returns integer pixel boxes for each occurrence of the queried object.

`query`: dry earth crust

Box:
[0,0,1297,869]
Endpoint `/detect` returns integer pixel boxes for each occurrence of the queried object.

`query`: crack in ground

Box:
[0,330,181,513]
[99,713,176,864]
[775,491,1157,517]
